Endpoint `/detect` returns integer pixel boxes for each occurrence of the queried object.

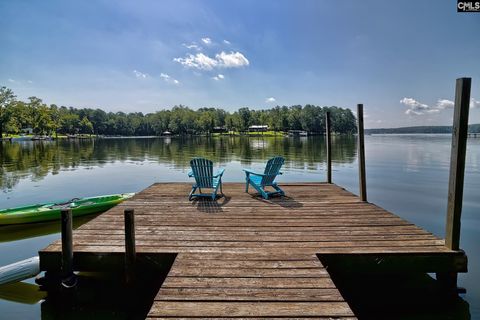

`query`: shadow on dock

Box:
[250,194,304,208]
[192,195,231,213]
[40,256,175,320]
[321,258,471,320]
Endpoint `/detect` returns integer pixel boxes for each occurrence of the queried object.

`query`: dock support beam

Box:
[61,208,76,288]
[357,104,367,202]
[124,208,136,285]
[445,77,471,251]
[326,111,332,183]
[439,77,471,293]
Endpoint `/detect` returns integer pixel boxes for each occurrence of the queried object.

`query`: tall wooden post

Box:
[445,78,471,250]
[326,111,332,183]
[61,208,76,288]
[124,208,136,285]
[357,104,367,202]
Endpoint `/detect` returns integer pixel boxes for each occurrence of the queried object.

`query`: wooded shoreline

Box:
[1,86,356,138]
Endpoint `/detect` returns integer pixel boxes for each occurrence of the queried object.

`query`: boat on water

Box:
[0,193,134,225]
[31,135,52,141]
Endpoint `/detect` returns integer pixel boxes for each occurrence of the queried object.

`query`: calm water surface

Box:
[0,135,479,319]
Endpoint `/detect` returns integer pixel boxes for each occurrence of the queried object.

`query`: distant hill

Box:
[365,124,480,134]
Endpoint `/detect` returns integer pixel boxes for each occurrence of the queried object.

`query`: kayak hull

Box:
[0,193,134,226]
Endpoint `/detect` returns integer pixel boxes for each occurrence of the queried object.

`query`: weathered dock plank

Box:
[39,182,467,319]
[150,253,354,318]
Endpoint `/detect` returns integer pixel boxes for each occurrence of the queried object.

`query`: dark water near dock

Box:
[0,135,479,319]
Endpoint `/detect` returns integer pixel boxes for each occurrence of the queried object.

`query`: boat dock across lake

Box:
[39,182,467,319]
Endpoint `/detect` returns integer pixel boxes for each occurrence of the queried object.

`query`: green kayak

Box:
[0,193,134,226]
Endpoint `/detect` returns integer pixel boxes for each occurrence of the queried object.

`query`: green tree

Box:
[28,97,54,135]
[50,104,62,138]
[196,110,215,134]
[225,114,236,132]
[0,87,16,137]
[79,116,94,134]
[288,105,302,130]
[237,107,251,131]
[60,112,80,134]
[5,101,31,134]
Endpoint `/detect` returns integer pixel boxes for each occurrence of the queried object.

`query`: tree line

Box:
[0,86,357,137]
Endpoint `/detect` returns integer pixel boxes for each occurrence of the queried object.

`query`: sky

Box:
[1,0,479,128]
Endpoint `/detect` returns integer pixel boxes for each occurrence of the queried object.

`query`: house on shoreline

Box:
[248,125,268,133]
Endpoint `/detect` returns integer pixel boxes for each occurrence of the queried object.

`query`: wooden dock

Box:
[39,183,468,319]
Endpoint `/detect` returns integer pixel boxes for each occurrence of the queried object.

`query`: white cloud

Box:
[133,70,148,79]
[400,97,429,110]
[201,37,212,45]
[215,51,249,68]
[182,43,201,51]
[436,99,454,109]
[8,78,16,83]
[174,53,218,70]
[212,74,225,81]
[401,96,480,115]
[400,97,432,115]
[174,51,249,70]
[27,80,33,84]
[266,97,276,103]
[223,39,231,45]
[160,73,180,85]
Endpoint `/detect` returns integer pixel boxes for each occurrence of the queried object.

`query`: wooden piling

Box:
[325,111,332,183]
[124,208,136,285]
[357,104,367,202]
[445,78,471,250]
[60,208,76,287]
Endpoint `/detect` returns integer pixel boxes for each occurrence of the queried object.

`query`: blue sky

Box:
[1,0,479,128]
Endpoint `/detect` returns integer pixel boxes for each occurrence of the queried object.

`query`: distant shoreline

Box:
[365,124,480,135]
[2,132,356,141]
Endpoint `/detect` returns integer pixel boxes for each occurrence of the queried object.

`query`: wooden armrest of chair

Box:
[213,168,225,178]
[243,169,266,176]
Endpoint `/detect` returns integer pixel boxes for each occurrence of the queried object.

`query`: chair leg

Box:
[273,184,285,196]
[189,186,197,201]
[262,189,269,200]
[245,180,249,193]
[251,183,268,200]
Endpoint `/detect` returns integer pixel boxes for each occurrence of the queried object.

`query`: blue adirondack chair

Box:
[188,157,225,201]
[243,156,285,199]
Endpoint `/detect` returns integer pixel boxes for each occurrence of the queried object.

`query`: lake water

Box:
[0,135,479,319]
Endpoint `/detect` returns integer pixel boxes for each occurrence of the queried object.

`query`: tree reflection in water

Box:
[0,136,356,191]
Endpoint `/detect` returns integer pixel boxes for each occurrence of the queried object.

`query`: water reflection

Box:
[1,134,479,319]
[0,215,99,243]
[0,282,46,305]
[0,136,356,192]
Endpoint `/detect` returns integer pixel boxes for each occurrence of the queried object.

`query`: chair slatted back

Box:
[261,156,285,186]
[190,157,214,188]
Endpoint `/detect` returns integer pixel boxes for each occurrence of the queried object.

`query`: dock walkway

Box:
[39,183,467,319]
